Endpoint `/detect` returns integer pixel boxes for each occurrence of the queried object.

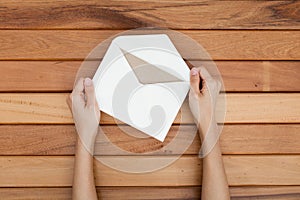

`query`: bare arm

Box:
[72,139,98,200]
[199,123,230,200]
[67,78,100,200]
[189,67,230,200]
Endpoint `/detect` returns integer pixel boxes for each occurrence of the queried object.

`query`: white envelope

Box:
[93,34,190,142]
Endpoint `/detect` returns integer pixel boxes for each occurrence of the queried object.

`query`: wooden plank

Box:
[0,124,299,155]
[0,188,72,200]
[0,93,299,124]
[0,186,300,200]
[0,0,299,30]
[0,30,299,60]
[0,61,78,92]
[1,61,299,92]
[0,155,299,186]
[98,186,300,200]
[230,186,300,200]
[215,61,300,92]
[0,125,76,155]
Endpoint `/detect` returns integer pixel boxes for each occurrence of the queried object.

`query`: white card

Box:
[93,34,190,142]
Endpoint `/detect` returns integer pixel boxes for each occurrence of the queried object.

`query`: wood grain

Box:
[230,186,300,200]
[1,61,299,92]
[0,0,299,30]
[0,124,299,155]
[0,61,78,92]
[0,155,299,186]
[1,0,299,197]
[0,30,299,60]
[0,93,299,124]
[0,186,300,200]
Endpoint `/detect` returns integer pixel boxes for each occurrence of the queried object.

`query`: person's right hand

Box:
[188,67,221,139]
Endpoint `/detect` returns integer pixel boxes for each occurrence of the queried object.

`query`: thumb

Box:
[190,67,200,95]
[84,78,96,107]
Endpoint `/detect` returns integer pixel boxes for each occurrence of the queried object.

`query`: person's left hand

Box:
[67,77,100,153]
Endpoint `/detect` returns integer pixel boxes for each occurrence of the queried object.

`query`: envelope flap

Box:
[120,48,184,84]
[113,34,190,82]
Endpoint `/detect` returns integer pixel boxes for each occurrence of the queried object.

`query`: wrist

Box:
[76,134,96,154]
[197,118,218,140]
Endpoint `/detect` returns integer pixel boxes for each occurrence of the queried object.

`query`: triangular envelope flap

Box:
[113,34,190,82]
[120,48,185,84]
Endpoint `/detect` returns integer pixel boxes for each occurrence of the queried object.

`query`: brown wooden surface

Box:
[1,93,299,124]
[1,61,299,92]
[0,186,300,200]
[0,124,299,155]
[0,156,299,186]
[0,0,299,30]
[0,30,299,60]
[1,0,299,199]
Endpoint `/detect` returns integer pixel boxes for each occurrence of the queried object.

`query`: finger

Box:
[73,78,85,94]
[84,77,96,107]
[190,67,201,95]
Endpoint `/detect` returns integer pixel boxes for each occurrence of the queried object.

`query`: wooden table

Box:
[0,1,300,199]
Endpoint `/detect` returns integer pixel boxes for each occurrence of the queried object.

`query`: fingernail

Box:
[84,78,92,86]
[191,68,198,76]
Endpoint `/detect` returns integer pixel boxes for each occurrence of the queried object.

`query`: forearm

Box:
[72,138,98,200]
[199,123,230,200]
